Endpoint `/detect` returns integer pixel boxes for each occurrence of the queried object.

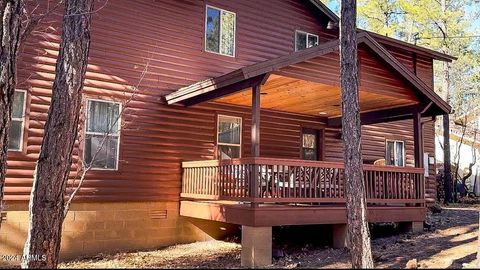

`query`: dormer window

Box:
[205,6,236,57]
[295,30,319,51]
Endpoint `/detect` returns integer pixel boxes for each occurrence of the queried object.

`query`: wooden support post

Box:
[413,109,423,168]
[250,85,261,206]
[241,226,272,267]
[251,84,261,157]
[399,221,424,233]
[332,224,348,249]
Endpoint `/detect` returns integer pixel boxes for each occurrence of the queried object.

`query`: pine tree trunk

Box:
[477,213,480,268]
[340,0,374,268]
[443,114,453,203]
[21,0,93,268]
[0,0,22,229]
[440,0,453,204]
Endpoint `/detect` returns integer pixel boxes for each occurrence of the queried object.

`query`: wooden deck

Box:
[180,157,426,226]
[180,201,426,226]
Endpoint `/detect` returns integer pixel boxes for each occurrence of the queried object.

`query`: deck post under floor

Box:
[399,221,424,233]
[332,224,349,249]
[241,226,272,268]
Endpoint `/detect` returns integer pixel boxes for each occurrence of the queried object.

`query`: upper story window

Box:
[295,30,319,51]
[8,90,27,151]
[217,115,241,159]
[205,5,236,57]
[84,99,121,170]
[386,140,404,166]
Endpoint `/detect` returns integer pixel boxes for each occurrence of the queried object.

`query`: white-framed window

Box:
[84,99,121,170]
[386,140,405,166]
[8,90,27,151]
[295,30,319,51]
[217,115,242,159]
[205,5,236,57]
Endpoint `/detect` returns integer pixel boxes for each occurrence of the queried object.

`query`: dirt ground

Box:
[55,204,479,269]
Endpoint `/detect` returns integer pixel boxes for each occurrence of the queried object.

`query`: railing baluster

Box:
[210,167,217,195]
[335,168,338,198]
[286,165,290,198]
[301,166,305,198]
[230,164,233,197]
[198,167,202,195]
[394,172,397,199]
[363,170,367,199]
[392,172,395,199]
[340,168,344,198]
[193,167,197,195]
[400,172,403,200]
[369,170,373,199]
[241,164,245,198]
[204,167,207,195]
[183,168,187,194]
[409,172,412,200]
[223,165,227,197]
[396,171,399,200]
[293,166,297,198]
[181,159,424,207]
[320,167,325,198]
[203,167,207,195]
[245,164,250,198]
[414,173,418,200]
[282,165,286,198]
[328,168,332,199]
[408,173,415,199]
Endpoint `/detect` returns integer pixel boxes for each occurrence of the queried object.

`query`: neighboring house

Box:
[1,0,453,267]
[436,110,480,196]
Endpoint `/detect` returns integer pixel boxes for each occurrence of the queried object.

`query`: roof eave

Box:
[306,0,340,24]
[362,30,457,62]
[167,33,452,116]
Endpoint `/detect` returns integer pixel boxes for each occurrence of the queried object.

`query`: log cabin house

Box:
[0,0,454,267]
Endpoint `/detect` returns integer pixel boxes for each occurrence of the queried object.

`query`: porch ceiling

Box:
[215,74,418,118]
[165,32,451,121]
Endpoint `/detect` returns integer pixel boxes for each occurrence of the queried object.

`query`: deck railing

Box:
[181,157,425,206]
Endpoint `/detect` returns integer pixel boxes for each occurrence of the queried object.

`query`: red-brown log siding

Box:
[5,0,437,204]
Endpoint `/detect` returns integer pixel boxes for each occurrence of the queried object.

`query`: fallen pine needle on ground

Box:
[3,204,478,269]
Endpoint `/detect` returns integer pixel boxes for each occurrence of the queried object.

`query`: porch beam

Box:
[182,74,268,107]
[327,104,418,127]
[413,108,424,168]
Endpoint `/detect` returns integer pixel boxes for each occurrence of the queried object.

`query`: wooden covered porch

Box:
[180,157,426,226]
[165,32,450,228]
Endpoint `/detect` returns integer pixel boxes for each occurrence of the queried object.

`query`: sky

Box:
[323,0,480,45]
[466,3,480,31]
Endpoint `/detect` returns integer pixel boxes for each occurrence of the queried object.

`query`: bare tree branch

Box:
[63,52,153,217]
[20,0,63,43]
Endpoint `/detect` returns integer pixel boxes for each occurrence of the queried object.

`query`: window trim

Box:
[8,89,27,152]
[294,30,319,51]
[216,114,242,159]
[84,98,122,171]
[385,139,405,167]
[204,5,236,57]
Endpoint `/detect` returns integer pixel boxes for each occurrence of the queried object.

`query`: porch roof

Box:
[165,32,451,124]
